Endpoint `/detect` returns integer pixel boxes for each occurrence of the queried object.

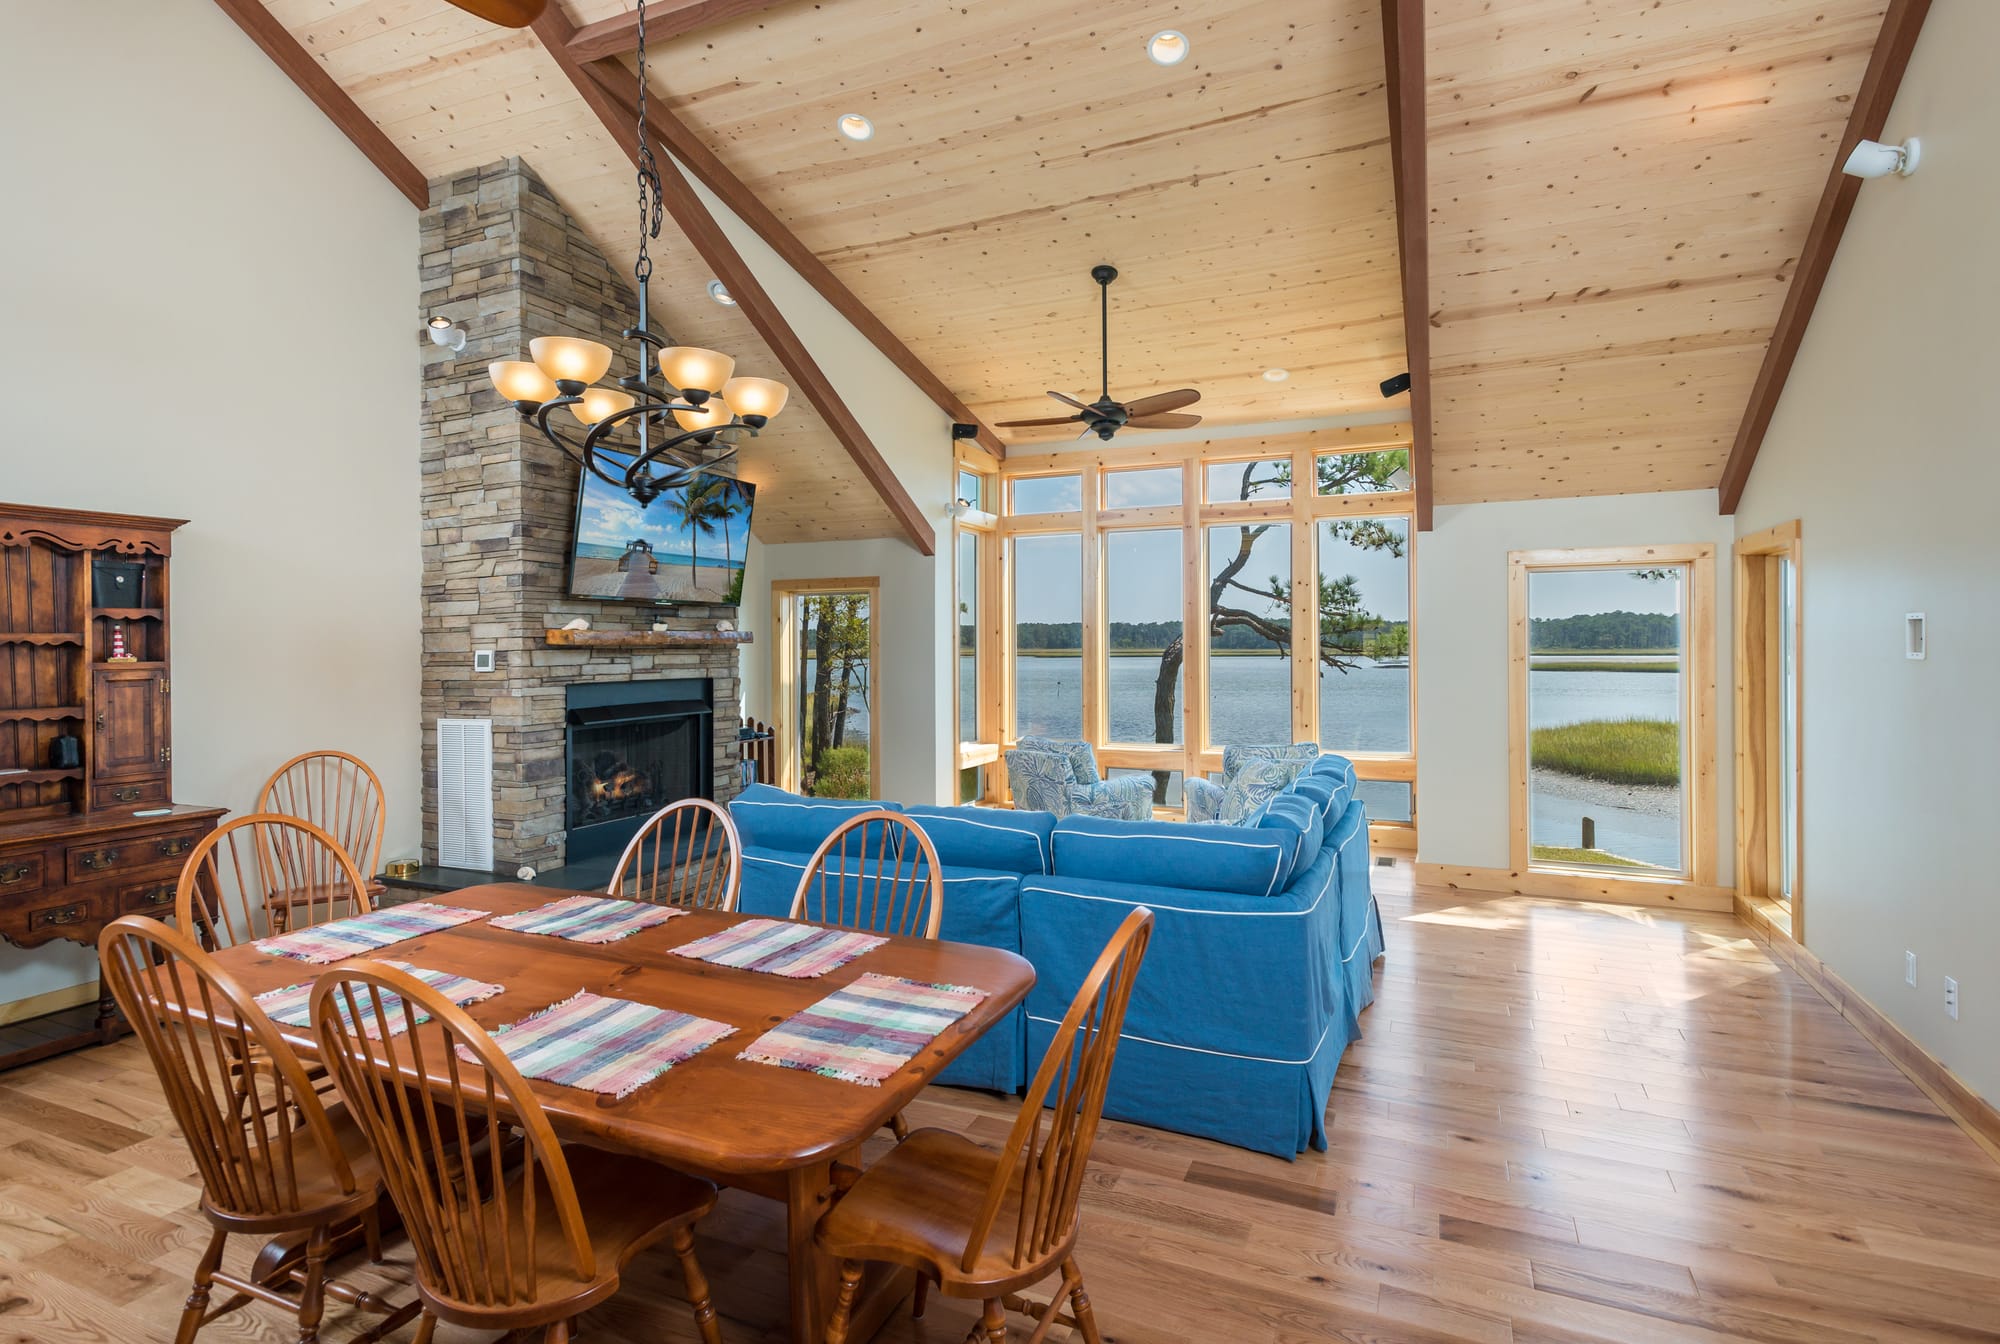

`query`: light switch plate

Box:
[1906,613,1926,660]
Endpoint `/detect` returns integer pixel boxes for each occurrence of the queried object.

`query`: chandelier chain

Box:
[632,0,662,286]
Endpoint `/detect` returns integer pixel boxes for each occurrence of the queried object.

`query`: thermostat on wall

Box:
[473,650,496,673]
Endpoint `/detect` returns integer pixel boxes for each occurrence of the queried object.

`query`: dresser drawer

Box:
[65,829,206,883]
[0,850,52,898]
[117,878,180,916]
[0,890,105,946]
[93,778,170,810]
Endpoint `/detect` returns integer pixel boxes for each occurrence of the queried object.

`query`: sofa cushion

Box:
[1005,747,1079,815]
[1260,793,1322,874]
[1222,741,1320,782]
[901,804,1055,875]
[1052,815,1297,897]
[729,784,902,853]
[1066,774,1154,821]
[1184,776,1227,824]
[1016,735,1099,785]
[1217,757,1310,824]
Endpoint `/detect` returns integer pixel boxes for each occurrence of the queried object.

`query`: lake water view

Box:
[822,650,1678,864]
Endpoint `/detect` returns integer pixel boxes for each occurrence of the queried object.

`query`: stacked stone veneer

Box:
[418,158,741,871]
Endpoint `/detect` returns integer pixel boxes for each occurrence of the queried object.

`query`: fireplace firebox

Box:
[564,679,713,866]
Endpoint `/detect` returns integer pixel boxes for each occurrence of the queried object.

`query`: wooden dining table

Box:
[199,883,1036,1344]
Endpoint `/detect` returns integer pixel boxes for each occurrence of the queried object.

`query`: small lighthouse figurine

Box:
[107,623,136,663]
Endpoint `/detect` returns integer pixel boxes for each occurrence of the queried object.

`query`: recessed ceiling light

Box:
[1262,367,1289,382]
[707,279,735,306]
[837,113,874,141]
[1148,30,1190,66]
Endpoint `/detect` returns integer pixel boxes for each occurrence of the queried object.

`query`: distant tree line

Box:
[1530,610,1678,650]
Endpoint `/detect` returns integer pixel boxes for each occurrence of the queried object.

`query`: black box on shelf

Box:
[91,559,145,608]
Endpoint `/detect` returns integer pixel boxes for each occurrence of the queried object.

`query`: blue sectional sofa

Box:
[728,754,1385,1159]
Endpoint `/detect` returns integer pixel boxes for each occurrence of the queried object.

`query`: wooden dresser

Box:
[0,503,224,1069]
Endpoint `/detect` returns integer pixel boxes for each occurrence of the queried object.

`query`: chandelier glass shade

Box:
[483,0,785,507]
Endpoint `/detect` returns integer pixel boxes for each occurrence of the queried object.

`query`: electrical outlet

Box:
[1905,951,1918,987]
[1944,977,1960,1021]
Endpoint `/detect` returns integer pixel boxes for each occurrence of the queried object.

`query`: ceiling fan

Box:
[997,265,1202,441]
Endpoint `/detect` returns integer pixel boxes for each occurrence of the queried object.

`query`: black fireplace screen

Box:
[569,715,701,831]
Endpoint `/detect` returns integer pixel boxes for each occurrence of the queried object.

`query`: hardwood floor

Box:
[3,861,1997,1342]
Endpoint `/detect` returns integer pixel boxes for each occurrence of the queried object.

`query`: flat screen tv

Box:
[566,454,755,606]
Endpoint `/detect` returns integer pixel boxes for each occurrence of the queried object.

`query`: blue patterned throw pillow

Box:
[1222,742,1320,783]
[1217,757,1309,824]
[1016,735,1100,786]
[1185,776,1228,824]
[1066,774,1155,822]
[1006,748,1081,816]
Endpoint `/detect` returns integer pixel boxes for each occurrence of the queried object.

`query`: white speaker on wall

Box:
[437,718,494,870]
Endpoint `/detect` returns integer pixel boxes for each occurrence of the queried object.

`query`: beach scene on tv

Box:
[569,467,754,605]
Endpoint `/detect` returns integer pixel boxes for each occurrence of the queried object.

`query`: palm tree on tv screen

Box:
[671,476,726,593]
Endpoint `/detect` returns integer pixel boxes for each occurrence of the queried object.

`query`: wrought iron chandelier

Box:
[485,0,786,507]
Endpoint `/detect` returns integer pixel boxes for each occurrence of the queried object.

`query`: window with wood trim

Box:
[985,432,1418,833]
[1508,545,1716,884]
[954,452,999,774]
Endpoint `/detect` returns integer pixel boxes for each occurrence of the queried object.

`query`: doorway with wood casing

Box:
[1734,522,1803,940]
[770,578,882,801]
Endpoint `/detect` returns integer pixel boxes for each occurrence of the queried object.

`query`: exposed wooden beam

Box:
[588,57,1005,459]
[209,0,429,210]
[1380,0,1433,531]
[1717,0,1931,514]
[529,7,936,556]
[565,0,799,63]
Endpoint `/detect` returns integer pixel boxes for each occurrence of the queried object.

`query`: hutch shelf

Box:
[0,503,223,1069]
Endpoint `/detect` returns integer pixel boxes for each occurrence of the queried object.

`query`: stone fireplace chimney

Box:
[417,158,744,871]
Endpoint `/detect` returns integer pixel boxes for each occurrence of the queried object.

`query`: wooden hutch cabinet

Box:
[0,503,223,1068]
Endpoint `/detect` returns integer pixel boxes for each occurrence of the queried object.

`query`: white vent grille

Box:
[436,718,494,870]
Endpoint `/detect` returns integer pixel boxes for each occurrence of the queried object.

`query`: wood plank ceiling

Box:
[256,0,1891,522]
[586,0,1410,447]
[1425,0,1890,503]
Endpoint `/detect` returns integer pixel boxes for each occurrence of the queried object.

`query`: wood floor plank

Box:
[1,861,1994,1342]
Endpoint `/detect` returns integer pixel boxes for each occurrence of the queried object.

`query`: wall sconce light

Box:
[1842,137,1921,179]
[427,315,467,352]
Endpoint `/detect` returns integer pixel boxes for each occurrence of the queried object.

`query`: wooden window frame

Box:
[1507,544,1718,887]
[989,428,1418,842]
[1734,520,1804,941]
[954,448,1001,775]
[770,577,884,800]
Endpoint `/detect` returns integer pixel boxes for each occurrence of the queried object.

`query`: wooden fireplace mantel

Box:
[544,628,754,649]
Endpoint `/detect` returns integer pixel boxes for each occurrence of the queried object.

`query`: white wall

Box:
[1416,491,1736,871]
[680,163,958,804]
[1732,0,1999,1104]
[0,2,421,1004]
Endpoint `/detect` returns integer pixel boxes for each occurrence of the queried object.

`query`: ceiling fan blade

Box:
[995,415,1085,428]
[1120,388,1202,418]
[1077,424,1100,440]
[1047,390,1095,412]
[1124,413,1204,430]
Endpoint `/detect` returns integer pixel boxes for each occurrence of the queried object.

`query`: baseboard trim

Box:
[1734,894,2000,1165]
[1415,862,1733,912]
[0,980,97,1027]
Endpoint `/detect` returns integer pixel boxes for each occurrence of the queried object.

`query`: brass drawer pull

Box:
[35,904,85,927]
[156,837,192,858]
[112,786,143,803]
[79,848,121,870]
[0,862,33,886]
[139,886,174,907]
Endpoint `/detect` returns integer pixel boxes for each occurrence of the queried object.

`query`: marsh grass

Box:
[1531,845,1660,869]
[1531,717,1679,787]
